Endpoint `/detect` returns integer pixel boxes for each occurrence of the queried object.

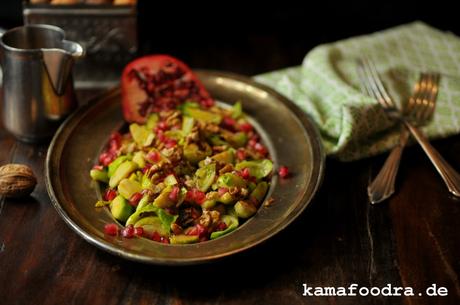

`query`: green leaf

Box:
[125,203,159,226]
[178,101,200,113]
[184,108,222,124]
[235,159,273,179]
[231,101,243,119]
[95,200,110,208]
[210,215,239,239]
[195,163,216,192]
[157,209,178,233]
[130,123,154,147]
[90,168,108,183]
[146,113,159,129]
[182,116,195,135]
[107,156,128,178]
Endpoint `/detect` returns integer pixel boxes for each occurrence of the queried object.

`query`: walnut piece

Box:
[0,164,37,198]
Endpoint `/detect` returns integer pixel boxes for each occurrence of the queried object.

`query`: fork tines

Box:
[357,57,396,111]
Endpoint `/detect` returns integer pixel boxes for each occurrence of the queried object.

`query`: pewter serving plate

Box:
[45,71,324,265]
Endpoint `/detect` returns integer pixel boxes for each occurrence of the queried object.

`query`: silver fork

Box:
[366,74,436,204]
[357,57,460,199]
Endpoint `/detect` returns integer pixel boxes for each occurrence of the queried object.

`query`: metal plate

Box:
[45,70,325,265]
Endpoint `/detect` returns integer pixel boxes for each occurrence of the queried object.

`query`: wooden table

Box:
[0,77,459,305]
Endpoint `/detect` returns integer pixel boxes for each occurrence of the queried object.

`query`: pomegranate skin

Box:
[121,55,214,123]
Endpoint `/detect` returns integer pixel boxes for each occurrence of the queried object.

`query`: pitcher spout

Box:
[42,40,83,96]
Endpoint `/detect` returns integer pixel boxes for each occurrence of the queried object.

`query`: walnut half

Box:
[0,164,37,198]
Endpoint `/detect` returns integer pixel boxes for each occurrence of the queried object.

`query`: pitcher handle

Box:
[62,40,84,58]
[0,27,5,86]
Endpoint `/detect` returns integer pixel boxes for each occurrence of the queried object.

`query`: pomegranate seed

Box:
[216,222,227,231]
[110,132,122,143]
[201,98,214,108]
[168,186,180,202]
[99,151,116,166]
[254,143,268,156]
[278,166,289,178]
[134,227,144,237]
[157,121,168,131]
[248,138,257,148]
[165,138,177,148]
[236,149,246,161]
[186,224,206,237]
[104,223,119,236]
[196,195,206,205]
[197,225,207,237]
[218,187,229,197]
[129,192,143,207]
[160,236,170,244]
[222,117,236,128]
[152,232,162,242]
[109,144,118,153]
[103,189,117,201]
[108,132,122,152]
[109,141,118,152]
[240,168,251,179]
[157,133,166,143]
[142,163,152,173]
[185,190,194,202]
[186,188,206,204]
[193,189,206,204]
[147,151,161,163]
[154,129,166,142]
[238,122,253,133]
[92,165,104,171]
[121,225,135,238]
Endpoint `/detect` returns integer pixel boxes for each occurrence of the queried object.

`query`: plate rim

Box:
[45,70,325,265]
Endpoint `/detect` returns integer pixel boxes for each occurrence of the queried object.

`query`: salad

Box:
[91,101,274,244]
[90,55,288,244]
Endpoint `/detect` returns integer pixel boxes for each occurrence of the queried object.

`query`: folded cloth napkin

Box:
[254,21,460,161]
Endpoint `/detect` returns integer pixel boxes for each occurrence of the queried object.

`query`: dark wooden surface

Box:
[0,114,460,304]
[1,90,460,305]
[1,23,460,305]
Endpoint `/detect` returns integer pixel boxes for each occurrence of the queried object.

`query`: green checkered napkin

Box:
[254,21,460,161]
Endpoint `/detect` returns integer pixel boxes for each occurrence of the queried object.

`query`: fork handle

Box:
[404,121,460,197]
[368,128,409,204]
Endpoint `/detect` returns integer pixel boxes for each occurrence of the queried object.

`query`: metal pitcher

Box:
[0,24,83,142]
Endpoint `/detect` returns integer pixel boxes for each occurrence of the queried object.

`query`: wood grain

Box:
[1,132,458,304]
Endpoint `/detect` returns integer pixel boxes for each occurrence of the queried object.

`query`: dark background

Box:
[137,1,460,75]
[1,1,459,75]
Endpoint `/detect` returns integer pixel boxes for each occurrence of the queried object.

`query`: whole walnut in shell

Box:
[0,164,37,198]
